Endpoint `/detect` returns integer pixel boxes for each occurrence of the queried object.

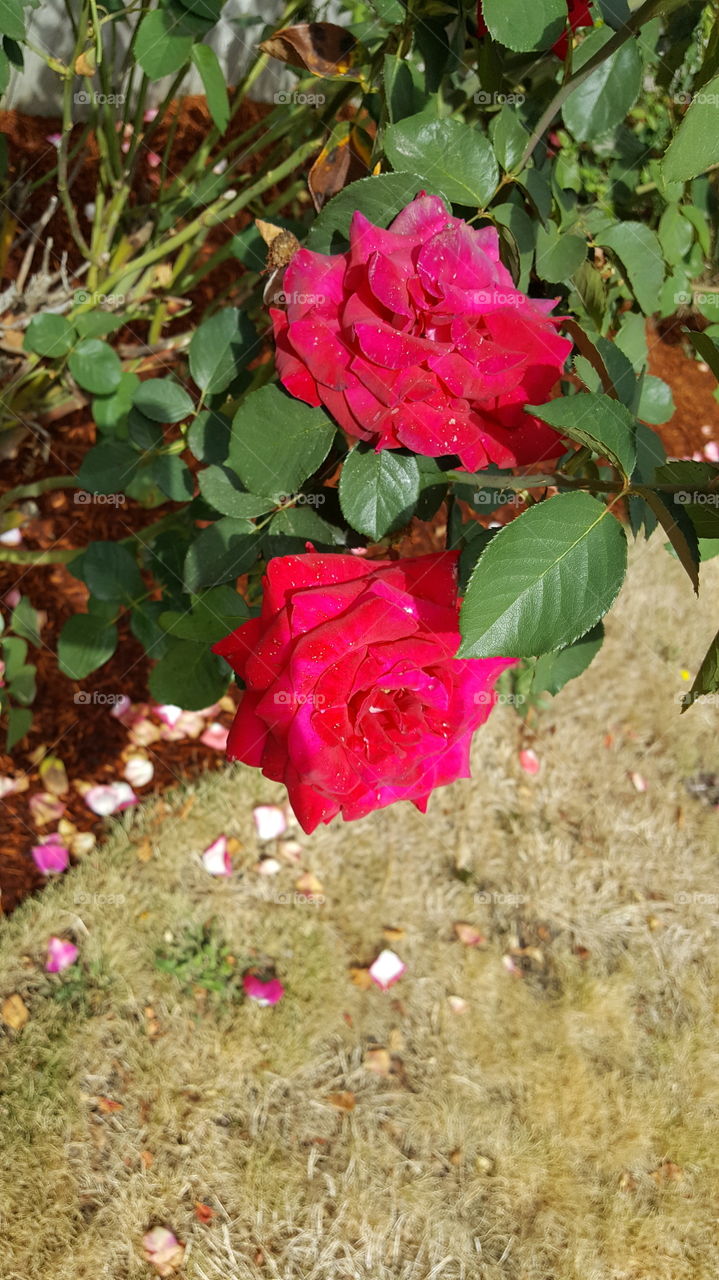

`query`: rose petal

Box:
[253,805,287,840]
[84,782,138,815]
[201,835,232,876]
[46,937,78,973]
[123,754,154,788]
[31,839,70,876]
[368,949,406,990]
[142,1227,185,1276]
[519,748,540,775]
[243,972,284,1005]
[29,793,66,827]
[199,721,229,750]
[153,704,183,727]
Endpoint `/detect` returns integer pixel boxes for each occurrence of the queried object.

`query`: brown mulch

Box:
[2,105,719,914]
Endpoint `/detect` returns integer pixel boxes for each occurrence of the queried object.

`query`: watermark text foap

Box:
[74,290,125,306]
[473,489,523,508]
[74,891,126,906]
[474,690,525,707]
[74,490,126,507]
[74,691,125,706]
[475,890,528,906]
[74,90,126,106]
[674,491,719,507]
[675,891,719,907]
[274,491,326,508]
[273,691,326,707]
[274,91,325,107]
[274,291,326,307]
[674,91,719,106]
[474,91,526,105]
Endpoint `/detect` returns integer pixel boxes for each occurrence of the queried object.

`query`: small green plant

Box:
[155,921,243,1003]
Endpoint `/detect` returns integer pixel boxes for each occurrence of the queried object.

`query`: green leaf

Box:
[481,0,565,51]
[188,307,256,395]
[636,487,699,591]
[10,597,41,645]
[159,585,249,643]
[229,385,335,498]
[93,372,140,434]
[0,0,25,41]
[531,623,605,697]
[306,172,448,253]
[458,492,627,658]
[534,224,587,283]
[77,440,139,494]
[187,409,231,463]
[24,314,75,358]
[6,706,32,751]
[183,516,259,591]
[385,113,499,208]
[0,47,8,95]
[128,408,165,451]
[68,339,123,394]
[58,614,118,679]
[563,28,643,143]
[133,378,194,422]
[82,541,144,603]
[74,311,126,340]
[2,635,27,679]
[135,9,193,80]
[270,506,346,545]
[491,202,536,291]
[596,222,665,316]
[689,331,719,382]
[152,455,193,501]
[653,461,719,538]
[658,203,694,265]
[191,43,229,132]
[198,465,275,518]
[339,446,420,539]
[663,74,719,184]
[492,106,529,173]
[8,664,35,705]
[637,375,675,425]
[384,53,421,124]
[528,393,637,479]
[681,626,719,711]
[149,639,229,711]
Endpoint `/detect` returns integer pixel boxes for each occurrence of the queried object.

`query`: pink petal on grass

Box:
[519,748,540,775]
[369,949,406,990]
[46,937,78,972]
[84,781,138,815]
[201,835,232,876]
[243,972,284,1005]
[31,838,70,875]
[142,1227,185,1276]
[253,805,287,841]
[200,721,229,750]
[629,771,648,793]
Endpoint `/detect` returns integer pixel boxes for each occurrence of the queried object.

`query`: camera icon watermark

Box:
[474,690,526,706]
[675,890,719,906]
[74,91,125,106]
[474,890,528,906]
[674,289,717,308]
[274,290,326,307]
[74,691,125,706]
[74,490,126,506]
[74,289,124,305]
[473,489,522,507]
[674,491,719,506]
[275,491,326,508]
[273,91,325,107]
[74,891,126,906]
[273,691,326,708]
[474,91,526,105]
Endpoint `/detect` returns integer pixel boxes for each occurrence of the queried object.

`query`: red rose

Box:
[272,195,572,472]
[214,552,514,833]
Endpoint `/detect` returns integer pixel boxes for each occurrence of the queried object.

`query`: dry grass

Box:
[1,537,718,1280]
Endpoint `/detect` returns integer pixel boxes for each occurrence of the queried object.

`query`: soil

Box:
[1,104,718,915]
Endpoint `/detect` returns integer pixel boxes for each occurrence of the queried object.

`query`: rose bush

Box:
[213,551,513,832]
[272,195,572,471]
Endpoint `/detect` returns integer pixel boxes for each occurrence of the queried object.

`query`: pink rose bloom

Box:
[272,194,572,471]
[213,552,514,833]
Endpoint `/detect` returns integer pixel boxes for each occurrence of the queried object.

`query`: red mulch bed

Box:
[2,105,719,914]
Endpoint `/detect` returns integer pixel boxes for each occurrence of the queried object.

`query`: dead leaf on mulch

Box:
[1,993,29,1030]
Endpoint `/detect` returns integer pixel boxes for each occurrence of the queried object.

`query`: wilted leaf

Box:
[1,993,29,1030]
[308,125,373,212]
[260,22,365,79]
